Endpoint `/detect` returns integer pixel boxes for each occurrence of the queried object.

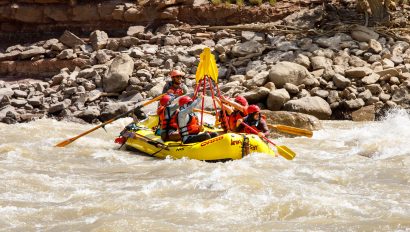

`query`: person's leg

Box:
[184,132,211,144]
[209,132,218,138]
[167,130,181,141]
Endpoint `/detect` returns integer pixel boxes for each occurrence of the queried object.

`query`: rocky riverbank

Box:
[1,13,410,127]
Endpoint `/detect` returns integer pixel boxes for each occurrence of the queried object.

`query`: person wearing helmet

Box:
[177,94,218,144]
[162,70,189,96]
[216,95,249,132]
[157,94,180,141]
[236,104,269,137]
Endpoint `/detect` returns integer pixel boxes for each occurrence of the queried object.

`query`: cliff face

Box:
[0,0,322,45]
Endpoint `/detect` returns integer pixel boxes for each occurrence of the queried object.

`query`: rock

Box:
[27,96,43,107]
[316,36,341,50]
[231,41,265,57]
[310,56,332,70]
[59,30,86,48]
[382,58,395,69]
[391,88,410,103]
[376,68,400,77]
[342,98,365,110]
[148,82,166,98]
[262,110,322,131]
[163,36,180,46]
[379,92,391,102]
[345,67,373,78]
[351,25,379,42]
[294,54,311,69]
[90,30,108,51]
[333,74,351,89]
[268,61,313,88]
[78,106,101,122]
[283,83,299,94]
[241,31,265,42]
[136,69,152,79]
[361,73,380,85]
[99,102,129,121]
[103,54,134,93]
[244,71,269,88]
[283,96,332,120]
[351,105,375,121]
[10,99,27,107]
[48,102,66,113]
[187,44,207,56]
[127,25,145,36]
[95,50,111,64]
[57,49,77,59]
[0,88,14,100]
[312,89,329,98]
[358,89,372,101]
[368,39,382,53]
[267,89,290,111]
[241,87,270,103]
[365,84,383,95]
[13,90,27,98]
[229,75,246,83]
[19,47,46,60]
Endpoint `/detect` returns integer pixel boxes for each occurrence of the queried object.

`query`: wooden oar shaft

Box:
[55,94,165,147]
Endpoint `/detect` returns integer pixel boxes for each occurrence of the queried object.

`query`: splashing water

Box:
[0,111,409,231]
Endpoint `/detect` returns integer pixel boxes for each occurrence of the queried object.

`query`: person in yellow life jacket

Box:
[162,70,189,96]
[177,95,218,144]
[157,94,180,141]
[216,95,249,132]
[236,105,269,137]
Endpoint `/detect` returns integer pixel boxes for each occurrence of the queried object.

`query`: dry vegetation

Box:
[210,0,277,6]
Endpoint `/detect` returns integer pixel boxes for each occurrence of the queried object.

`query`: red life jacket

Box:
[169,84,184,96]
[228,110,247,131]
[157,106,178,131]
[178,112,200,136]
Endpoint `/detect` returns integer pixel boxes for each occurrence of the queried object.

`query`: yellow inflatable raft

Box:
[120,115,276,161]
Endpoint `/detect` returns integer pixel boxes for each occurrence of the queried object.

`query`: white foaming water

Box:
[0,112,409,231]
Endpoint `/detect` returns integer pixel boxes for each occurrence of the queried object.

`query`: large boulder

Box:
[268,61,313,88]
[283,96,332,120]
[266,89,290,111]
[351,25,379,42]
[262,110,322,131]
[103,54,134,93]
[240,87,270,103]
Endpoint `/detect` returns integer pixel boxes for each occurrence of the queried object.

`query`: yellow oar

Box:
[240,122,296,160]
[268,124,313,138]
[55,94,165,147]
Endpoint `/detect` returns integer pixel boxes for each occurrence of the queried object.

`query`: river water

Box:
[1,110,409,231]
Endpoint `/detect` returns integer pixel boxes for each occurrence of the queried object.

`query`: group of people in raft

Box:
[151,70,269,144]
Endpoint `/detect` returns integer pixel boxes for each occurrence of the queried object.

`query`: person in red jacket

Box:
[162,70,189,96]
[177,95,218,144]
[216,95,249,132]
[236,105,269,137]
[157,94,180,141]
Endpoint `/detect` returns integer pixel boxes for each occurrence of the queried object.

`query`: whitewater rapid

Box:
[0,110,409,231]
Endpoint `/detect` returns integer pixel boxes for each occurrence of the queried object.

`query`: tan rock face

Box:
[262,110,322,131]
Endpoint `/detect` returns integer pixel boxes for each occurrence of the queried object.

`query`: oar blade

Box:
[276,145,296,160]
[275,125,313,138]
[55,139,73,147]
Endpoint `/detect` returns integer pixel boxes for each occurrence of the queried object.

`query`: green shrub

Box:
[211,0,222,5]
[268,0,276,5]
[249,0,263,5]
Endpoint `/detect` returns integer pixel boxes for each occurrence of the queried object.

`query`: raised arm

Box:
[221,97,246,113]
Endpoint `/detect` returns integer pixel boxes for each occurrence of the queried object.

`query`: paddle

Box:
[55,94,165,147]
[240,122,296,160]
[268,124,313,138]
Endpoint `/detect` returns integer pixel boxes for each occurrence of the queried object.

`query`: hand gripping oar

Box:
[55,94,165,147]
[268,124,313,138]
[240,122,296,160]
